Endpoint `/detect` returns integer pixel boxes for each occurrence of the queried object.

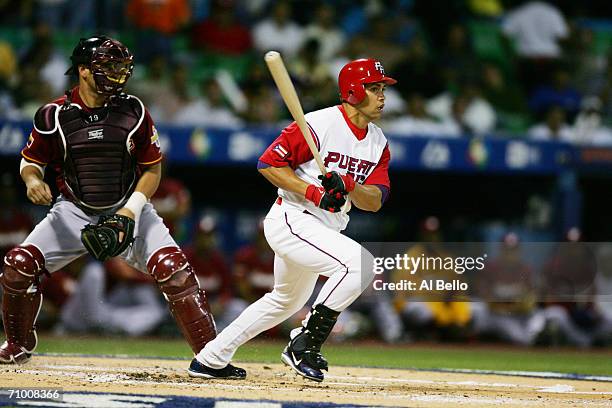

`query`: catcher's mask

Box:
[65,36,134,96]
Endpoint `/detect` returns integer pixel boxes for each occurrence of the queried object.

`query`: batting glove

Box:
[305,184,346,213]
[318,171,355,195]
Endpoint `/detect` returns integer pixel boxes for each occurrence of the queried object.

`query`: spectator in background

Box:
[594,245,612,345]
[0,173,33,258]
[303,4,345,63]
[126,0,190,62]
[99,0,128,31]
[412,0,466,51]
[595,58,612,125]
[392,217,472,341]
[385,93,460,137]
[39,269,76,329]
[19,23,69,97]
[351,15,406,70]
[502,0,569,93]
[183,216,237,329]
[252,1,304,58]
[128,54,170,107]
[438,23,478,90]
[34,0,97,31]
[394,36,445,99]
[150,163,192,242]
[173,77,244,128]
[328,36,368,83]
[427,78,496,136]
[566,27,608,98]
[573,96,612,146]
[481,61,528,124]
[14,65,53,119]
[58,258,166,337]
[0,41,20,120]
[529,66,581,119]
[472,233,545,346]
[242,63,283,125]
[289,39,335,112]
[190,0,252,55]
[538,231,596,347]
[232,220,274,305]
[0,0,33,27]
[528,105,574,142]
[148,63,192,123]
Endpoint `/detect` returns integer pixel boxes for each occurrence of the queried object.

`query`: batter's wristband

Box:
[304,184,321,205]
[342,174,356,192]
[124,191,148,219]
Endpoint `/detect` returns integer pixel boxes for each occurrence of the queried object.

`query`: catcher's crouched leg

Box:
[0,245,45,364]
[148,247,216,353]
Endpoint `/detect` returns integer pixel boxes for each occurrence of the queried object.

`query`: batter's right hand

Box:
[305,184,346,213]
[26,179,53,205]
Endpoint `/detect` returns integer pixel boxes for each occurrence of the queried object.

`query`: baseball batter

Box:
[0,36,245,378]
[190,59,394,382]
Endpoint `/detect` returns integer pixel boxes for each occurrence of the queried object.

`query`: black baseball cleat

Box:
[281,346,324,382]
[187,358,246,379]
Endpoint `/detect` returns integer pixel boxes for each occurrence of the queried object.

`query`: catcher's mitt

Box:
[81,214,135,261]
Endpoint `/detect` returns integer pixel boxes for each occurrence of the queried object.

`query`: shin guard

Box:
[148,247,216,353]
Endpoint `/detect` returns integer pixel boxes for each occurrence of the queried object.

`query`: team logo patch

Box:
[87,129,104,140]
[151,126,160,148]
[273,143,289,159]
[26,133,34,148]
[374,61,385,74]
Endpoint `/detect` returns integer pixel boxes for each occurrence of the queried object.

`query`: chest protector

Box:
[56,96,143,212]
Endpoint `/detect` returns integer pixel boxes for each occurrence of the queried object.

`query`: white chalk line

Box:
[14,364,612,396]
[4,363,612,407]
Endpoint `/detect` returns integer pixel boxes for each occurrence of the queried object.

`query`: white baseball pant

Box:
[197,200,375,368]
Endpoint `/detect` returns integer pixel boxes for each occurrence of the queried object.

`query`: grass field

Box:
[36,334,612,376]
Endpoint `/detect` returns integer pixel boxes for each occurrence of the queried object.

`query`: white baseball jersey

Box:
[198,104,390,369]
[259,105,390,231]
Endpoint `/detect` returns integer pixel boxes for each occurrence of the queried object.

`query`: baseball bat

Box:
[264,51,327,175]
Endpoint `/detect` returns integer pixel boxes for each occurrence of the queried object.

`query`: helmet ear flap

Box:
[347,84,366,105]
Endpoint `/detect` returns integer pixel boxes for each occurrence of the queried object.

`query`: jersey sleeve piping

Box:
[21,151,48,165]
[126,95,146,155]
[138,156,163,166]
[33,103,59,134]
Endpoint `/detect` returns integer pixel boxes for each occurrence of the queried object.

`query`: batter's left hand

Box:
[319,171,355,195]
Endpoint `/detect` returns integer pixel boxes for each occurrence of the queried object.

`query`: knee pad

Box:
[148,246,190,283]
[148,246,198,298]
[2,245,46,292]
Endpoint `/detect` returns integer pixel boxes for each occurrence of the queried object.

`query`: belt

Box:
[275,196,312,215]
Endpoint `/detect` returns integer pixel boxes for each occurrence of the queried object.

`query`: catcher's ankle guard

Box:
[290,304,340,370]
[148,247,216,353]
[1,246,45,354]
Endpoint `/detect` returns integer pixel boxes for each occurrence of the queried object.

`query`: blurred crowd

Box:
[1,169,610,348]
[0,0,612,144]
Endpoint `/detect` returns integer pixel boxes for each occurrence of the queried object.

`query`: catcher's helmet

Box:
[338,59,396,105]
[65,36,134,96]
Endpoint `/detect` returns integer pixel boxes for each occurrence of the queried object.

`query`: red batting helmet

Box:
[338,58,397,105]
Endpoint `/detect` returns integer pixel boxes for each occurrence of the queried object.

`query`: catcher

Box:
[0,36,244,378]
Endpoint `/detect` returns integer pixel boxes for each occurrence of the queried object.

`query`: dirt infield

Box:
[1,355,612,407]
